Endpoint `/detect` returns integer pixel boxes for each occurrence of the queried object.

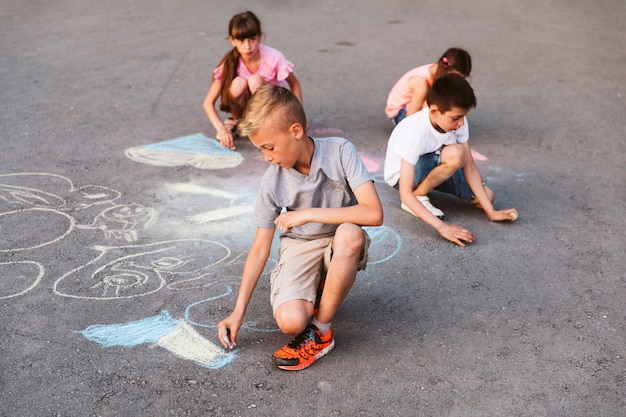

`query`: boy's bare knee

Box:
[441,144,468,169]
[274,301,311,335]
[333,224,365,259]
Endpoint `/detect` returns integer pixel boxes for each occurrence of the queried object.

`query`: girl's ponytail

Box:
[218,48,239,112]
[434,47,472,80]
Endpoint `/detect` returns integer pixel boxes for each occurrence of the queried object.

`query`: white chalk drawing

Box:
[125,133,244,169]
[0,172,155,244]
[0,208,75,252]
[53,239,232,300]
[0,260,45,299]
[164,182,256,224]
[1,171,402,370]
[77,203,156,242]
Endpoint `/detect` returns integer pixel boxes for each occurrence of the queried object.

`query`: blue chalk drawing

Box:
[364,225,402,265]
[125,133,244,169]
[184,286,279,333]
[78,310,235,369]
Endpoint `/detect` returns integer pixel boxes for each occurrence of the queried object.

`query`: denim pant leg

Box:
[434,167,475,201]
[413,150,475,201]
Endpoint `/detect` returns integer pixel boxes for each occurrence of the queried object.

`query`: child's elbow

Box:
[371,208,384,226]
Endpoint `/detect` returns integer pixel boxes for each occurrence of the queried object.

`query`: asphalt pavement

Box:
[1,1,624,416]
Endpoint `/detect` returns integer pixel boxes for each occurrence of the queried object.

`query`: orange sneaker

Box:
[272,324,335,371]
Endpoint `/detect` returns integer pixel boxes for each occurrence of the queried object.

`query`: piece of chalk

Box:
[222,335,233,349]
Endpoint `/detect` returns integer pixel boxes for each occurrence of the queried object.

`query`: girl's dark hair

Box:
[427,73,476,113]
[218,11,262,112]
[433,47,472,80]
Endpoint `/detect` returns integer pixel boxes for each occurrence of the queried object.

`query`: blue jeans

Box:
[391,107,407,126]
[395,149,474,201]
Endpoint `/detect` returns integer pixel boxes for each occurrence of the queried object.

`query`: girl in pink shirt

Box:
[203,11,302,149]
[385,48,472,125]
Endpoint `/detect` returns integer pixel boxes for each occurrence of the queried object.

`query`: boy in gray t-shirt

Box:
[218,85,383,371]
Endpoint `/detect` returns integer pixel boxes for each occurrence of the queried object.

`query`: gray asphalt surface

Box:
[1,1,625,416]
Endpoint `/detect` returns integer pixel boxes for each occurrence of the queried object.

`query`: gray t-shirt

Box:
[253,137,373,240]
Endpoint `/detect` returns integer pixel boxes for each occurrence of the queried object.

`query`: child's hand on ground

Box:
[487,209,518,222]
[217,313,243,349]
[437,222,475,247]
[216,130,235,150]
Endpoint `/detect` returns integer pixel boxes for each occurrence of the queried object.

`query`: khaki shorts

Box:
[270,229,370,314]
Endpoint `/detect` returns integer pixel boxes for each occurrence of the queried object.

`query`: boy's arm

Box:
[217,226,275,348]
[460,142,518,222]
[398,158,475,247]
[272,181,383,232]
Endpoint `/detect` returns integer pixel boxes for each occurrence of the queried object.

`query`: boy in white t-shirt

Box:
[384,74,518,247]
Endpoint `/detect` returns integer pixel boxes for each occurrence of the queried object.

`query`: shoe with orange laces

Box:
[272,324,335,371]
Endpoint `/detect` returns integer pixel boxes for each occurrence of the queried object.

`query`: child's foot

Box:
[401,196,444,219]
[272,324,334,371]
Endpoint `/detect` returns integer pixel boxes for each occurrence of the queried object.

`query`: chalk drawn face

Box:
[98,204,154,226]
[54,239,231,299]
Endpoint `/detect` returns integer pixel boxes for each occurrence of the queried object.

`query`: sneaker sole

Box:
[275,339,335,371]
[401,202,444,220]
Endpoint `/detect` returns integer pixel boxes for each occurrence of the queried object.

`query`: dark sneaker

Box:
[272,324,335,371]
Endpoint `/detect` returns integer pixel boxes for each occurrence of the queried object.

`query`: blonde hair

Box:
[238,85,307,137]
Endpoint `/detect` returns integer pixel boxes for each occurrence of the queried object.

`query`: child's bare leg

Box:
[274,299,314,335]
[414,144,468,196]
[229,76,251,119]
[247,74,265,94]
[315,223,364,324]
[470,185,495,209]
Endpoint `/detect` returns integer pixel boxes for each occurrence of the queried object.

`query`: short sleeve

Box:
[340,140,373,192]
[260,44,294,83]
[212,63,224,83]
[275,56,294,82]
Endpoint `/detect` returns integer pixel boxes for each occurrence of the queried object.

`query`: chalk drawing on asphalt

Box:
[77,310,235,369]
[0,172,155,243]
[164,182,256,224]
[125,133,244,169]
[53,239,231,300]
[0,261,45,299]
[364,225,403,265]
[0,208,75,252]
[76,203,156,242]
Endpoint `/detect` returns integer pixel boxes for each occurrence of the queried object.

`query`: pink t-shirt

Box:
[213,44,294,86]
[385,64,435,118]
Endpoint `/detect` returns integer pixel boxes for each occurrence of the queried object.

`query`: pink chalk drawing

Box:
[471,148,488,161]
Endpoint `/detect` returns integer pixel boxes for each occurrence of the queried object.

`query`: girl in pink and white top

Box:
[204,10,302,149]
[385,48,472,125]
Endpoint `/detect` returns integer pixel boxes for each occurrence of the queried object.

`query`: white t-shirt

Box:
[384,107,469,187]
[253,137,373,240]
